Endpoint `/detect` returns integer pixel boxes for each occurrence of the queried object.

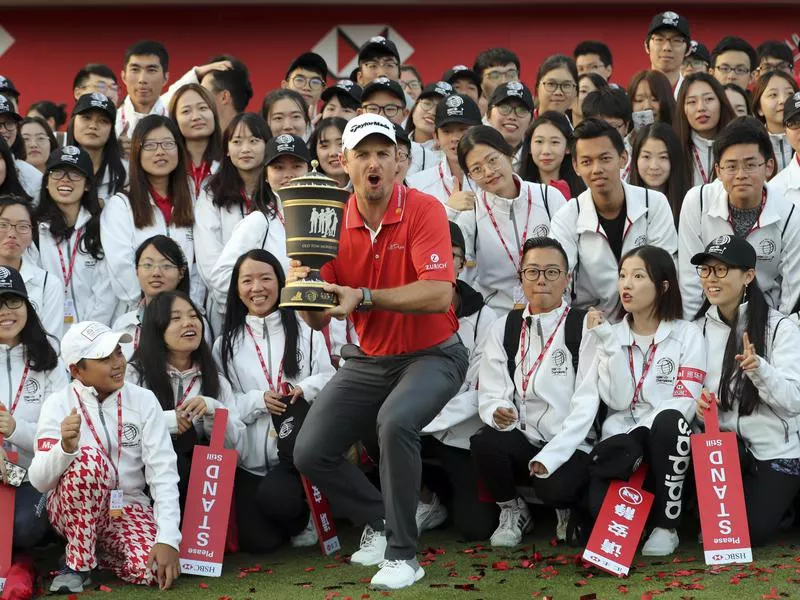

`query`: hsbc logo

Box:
[312,25,414,78]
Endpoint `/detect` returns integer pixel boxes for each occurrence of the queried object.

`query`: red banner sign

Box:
[301,475,341,556]
[583,465,654,576]
[692,393,752,565]
[179,409,237,577]
[0,435,17,594]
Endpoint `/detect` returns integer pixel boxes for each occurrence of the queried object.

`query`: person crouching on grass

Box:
[29,321,181,594]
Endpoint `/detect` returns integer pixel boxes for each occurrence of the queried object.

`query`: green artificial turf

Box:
[37,522,800,600]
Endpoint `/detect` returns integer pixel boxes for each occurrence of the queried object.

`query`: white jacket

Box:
[699,304,800,460]
[30,380,182,550]
[212,312,335,476]
[456,175,567,314]
[406,158,477,213]
[188,161,220,204]
[37,208,116,335]
[408,141,438,177]
[193,187,250,289]
[478,303,600,477]
[0,344,68,468]
[95,160,130,203]
[19,257,65,339]
[125,362,245,455]
[770,154,800,226]
[690,131,715,187]
[100,192,199,311]
[15,158,42,204]
[114,68,198,137]
[208,210,288,312]
[550,182,678,319]
[594,317,705,439]
[677,178,800,319]
[769,132,793,174]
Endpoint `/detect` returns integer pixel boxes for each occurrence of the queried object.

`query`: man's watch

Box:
[357,287,374,311]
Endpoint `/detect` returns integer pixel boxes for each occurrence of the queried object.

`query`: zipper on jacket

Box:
[5,350,11,414]
[66,236,80,321]
[96,398,115,458]
[263,318,273,473]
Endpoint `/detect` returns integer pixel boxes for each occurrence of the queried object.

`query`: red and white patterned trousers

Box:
[46,446,158,585]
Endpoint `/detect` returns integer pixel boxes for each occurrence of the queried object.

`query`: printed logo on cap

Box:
[89,93,109,108]
[373,76,391,86]
[434,82,453,96]
[708,234,731,255]
[506,81,525,98]
[662,11,680,26]
[337,80,354,91]
[0,77,7,87]
[0,266,10,280]
[0,96,10,111]
[369,36,387,44]
[275,134,295,152]
[80,322,108,342]
[452,65,469,72]
[689,40,698,53]
[445,95,465,117]
[62,145,80,156]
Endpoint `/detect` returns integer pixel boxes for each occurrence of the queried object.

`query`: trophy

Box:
[279,161,350,310]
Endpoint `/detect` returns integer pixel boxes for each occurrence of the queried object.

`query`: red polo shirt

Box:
[320,184,458,356]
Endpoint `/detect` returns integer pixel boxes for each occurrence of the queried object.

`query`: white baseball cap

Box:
[61,321,133,367]
[342,114,396,150]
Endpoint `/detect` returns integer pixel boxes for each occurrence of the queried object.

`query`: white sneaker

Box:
[370,559,424,590]
[641,527,679,556]
[291,515,319,547]
[555,508,570,542]
[416,493,448,533]
[490,498,532,547]
[349,523,387,566]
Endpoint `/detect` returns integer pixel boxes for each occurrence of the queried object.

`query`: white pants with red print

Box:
[46,446,158,585]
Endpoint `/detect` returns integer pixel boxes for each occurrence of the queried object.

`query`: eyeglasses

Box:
[0,221,32,235]
[0,120,18,132]
[540,80,577,94]
[714,64,751,76]
[141,140,177,152]
[496,103,532,118]
[400,80,421,91]
[22,134,50,146]
[718,161,766,176]
[758,61,792,74]
[363,103,404,118]
[696,264,730,279]
[290,74,325,91]
[49,168,85,182]
[682,59,708,71]
[137,262,179,273]
[80,82,119,95]
[0,296,23,310]
[650,35,687,48]
[484,69,518,83]
[418,98,438,112]
[467,153,504,180]
[362,59,399,71]
[397,150,410,162]
[520,267,565,282]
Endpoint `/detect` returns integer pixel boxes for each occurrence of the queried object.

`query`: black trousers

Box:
[234,465,310,553]
[420,437,498,541]
[469,425,590,508]
[589,409,691,529]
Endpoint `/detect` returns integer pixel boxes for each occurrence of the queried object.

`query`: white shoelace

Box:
[377,559,406,570]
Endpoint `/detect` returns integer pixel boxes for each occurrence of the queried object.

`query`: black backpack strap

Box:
[699,183,706,214]
[542,184,551,220]
[570,201,581,304]
[502,308,525,383]
[474,306,483,344]
[564,308,586,373]
[782,203,795,240]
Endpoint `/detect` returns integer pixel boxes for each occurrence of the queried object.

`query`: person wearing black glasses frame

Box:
[282,52,328,118]
[755,41,795,78]
[710,36,758,92]
[644,11,691,93]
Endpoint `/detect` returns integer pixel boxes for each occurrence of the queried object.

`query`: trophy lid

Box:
[279,160,346,191]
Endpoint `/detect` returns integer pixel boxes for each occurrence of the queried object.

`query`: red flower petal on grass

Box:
[617,584,629,594]
[98,585,112,593]
[549,538,558,547]
[492,561,510,571]
[304,567,316,572]
[199,583,209,589]
[762,589,781,599]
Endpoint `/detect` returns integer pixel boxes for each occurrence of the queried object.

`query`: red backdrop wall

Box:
[1,4,798,120]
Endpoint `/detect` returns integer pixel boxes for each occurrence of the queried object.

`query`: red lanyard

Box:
[75,389,122,486]
[482,185,532,270]
[177,375,199,407]
[692,144,710,184]
[246,325,284,393]
[56,228,84,288]
[8,361,30,416]
[190,161,211,197]
[240,189,253,215]
[628,342,658,407]
[439,163,452,197]
[275,208,285,226]
[133,325,140,351]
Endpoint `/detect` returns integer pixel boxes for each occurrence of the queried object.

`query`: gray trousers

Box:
[294,334,468,560]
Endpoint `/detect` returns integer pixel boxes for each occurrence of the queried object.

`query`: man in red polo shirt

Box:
[292,114,468,590]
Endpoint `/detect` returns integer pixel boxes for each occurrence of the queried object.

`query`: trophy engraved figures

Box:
[279,160,350,309]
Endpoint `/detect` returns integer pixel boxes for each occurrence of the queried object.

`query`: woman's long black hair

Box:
[520,111,586,196]
[34,157,104,260]
[0,274,58,372]
[66,110,127,197]
[308,116,348,177]
[219,249,300,381]
[130,290,220,410]
[0,138,29,200]
[695,273,769,416]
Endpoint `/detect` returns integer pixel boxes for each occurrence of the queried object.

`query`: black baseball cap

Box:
[783,91,800,124]
[286,52,328,80]
[266,134,310,166]
[73,92,116,121]
[0,76,19,99]
[358,36,400,63]
[443,65,482,91]
[687,41,711,65]
[46,145,94,180]
[362,77,406,106]
[0,266,27,300]
[419,81,453,100]
[320,79,363,104]
[0,94,21,121]
[489,82,534,112]
[393,123,410,148]
[449,221,466,255]
[691,235,757,270]
[647,11,690,41]
[435,94,482,129]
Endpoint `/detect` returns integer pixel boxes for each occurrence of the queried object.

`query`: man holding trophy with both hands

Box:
[283,114,468,590]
